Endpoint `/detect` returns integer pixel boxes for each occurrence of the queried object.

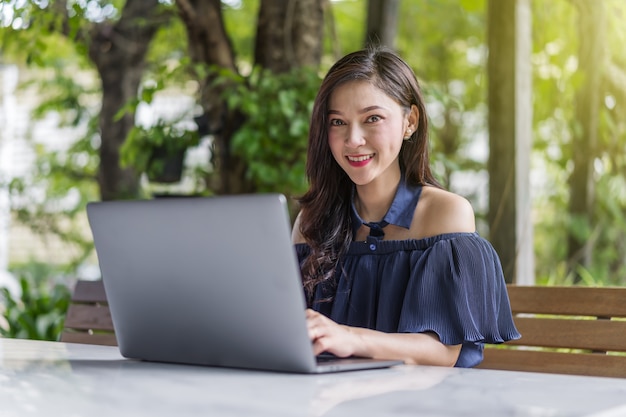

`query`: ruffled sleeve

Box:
[397,234,520,348]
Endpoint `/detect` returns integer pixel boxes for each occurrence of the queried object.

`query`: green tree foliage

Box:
[530,0,626,285]
[397,0,488,191]
[1,1,183,264]
[215,65,320,203]
[1,0,625,294]
[7,64,101,269]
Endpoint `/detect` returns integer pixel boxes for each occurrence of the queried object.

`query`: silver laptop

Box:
[86,194,402,373]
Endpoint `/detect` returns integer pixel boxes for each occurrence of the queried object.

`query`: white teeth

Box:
[347,154,373,162]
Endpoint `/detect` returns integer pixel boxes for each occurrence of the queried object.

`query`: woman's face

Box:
[327,80,415,187]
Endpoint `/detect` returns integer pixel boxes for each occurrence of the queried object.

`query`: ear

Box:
[403,105,420,139]
[406,104,419,132]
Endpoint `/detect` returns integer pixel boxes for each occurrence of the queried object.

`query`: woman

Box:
[292,47,520,368]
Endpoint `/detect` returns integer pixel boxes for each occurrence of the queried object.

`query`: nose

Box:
[345,125,366,148]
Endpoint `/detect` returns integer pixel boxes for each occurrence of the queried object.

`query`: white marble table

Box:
[1,338,626,417]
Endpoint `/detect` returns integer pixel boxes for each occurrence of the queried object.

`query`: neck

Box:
[354,169,401,223]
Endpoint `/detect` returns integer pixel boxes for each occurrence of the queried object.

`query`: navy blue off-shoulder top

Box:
[295,181,521,368]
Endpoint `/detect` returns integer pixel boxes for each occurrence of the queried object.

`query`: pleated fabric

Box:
[295,232,521,368]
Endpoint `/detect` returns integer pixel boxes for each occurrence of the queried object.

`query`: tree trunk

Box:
[566,0,606,280]
[176,0,248,194]
[254,0,325,72]
[364,0,400,49]
[177,0,325,195]
[88,0,162,200]
[487,0,534,284]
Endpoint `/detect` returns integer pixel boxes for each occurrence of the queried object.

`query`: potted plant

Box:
[120,118,200,183]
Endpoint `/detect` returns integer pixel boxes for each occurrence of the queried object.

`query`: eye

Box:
[329,118,345,126]
[366,115,382,123]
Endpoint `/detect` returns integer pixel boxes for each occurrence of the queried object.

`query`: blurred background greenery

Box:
[0,0,625,340]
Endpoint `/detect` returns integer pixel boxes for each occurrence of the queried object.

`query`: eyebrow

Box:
[328,105,389,115]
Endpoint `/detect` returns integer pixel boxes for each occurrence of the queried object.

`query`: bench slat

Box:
[508,286,626,317]
[479,349,626,378]
[63,303,113,331]
[508,316,626,352]
[70,280,109,303]
[60,331,117,346]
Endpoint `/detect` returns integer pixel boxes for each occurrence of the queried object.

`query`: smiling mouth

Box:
[346,154,374,162]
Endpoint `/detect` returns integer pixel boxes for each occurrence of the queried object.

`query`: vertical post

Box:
[567,0,605,279]
[487,0,534,284]
[0,65,17,289]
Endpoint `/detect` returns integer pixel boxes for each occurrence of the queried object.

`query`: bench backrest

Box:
[60,280,117,346]
[478,285,626,378]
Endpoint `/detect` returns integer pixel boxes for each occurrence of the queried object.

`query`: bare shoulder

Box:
[291,211,306,244]
[412,186,476,238]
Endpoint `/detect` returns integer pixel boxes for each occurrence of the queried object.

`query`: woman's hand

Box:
[306,308,359,357]
[305,308,462,366]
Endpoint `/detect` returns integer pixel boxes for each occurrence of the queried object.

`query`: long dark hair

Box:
[297,46,441,302]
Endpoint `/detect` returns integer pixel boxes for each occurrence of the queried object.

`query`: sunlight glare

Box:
[11,16,24,30]
[604,95,616,110]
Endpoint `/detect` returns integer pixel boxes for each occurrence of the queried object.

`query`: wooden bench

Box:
[478,285,626,378]
[60,280,117,346]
